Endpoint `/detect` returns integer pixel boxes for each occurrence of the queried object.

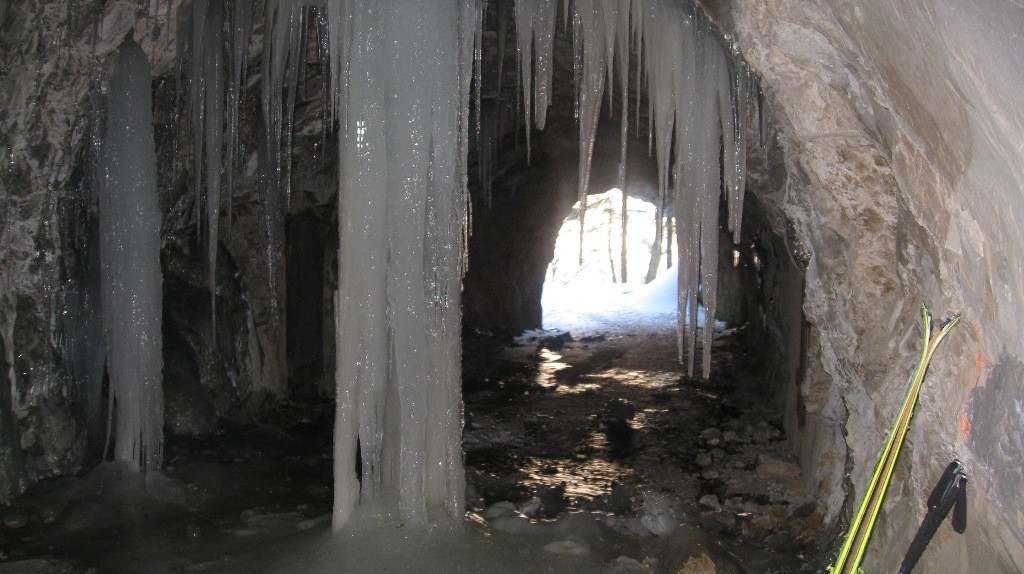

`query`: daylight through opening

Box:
[542,188,680,331]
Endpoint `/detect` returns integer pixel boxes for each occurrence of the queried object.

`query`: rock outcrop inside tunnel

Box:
[722,0,1024,570]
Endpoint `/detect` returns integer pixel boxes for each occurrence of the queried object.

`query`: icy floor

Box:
[0,293,824,573]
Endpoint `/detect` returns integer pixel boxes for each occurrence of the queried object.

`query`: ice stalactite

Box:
[613,0,630,284]
[189,0,226,324]
[329,0,478,529]
[100,39,164,472]
[226,0,253,228]
[260,0,309,323]
[515,0,757,377]
[514,0,558,163]
[571,0,607,265]
[514,0,533,162]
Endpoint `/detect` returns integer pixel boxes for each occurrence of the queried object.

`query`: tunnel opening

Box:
[541,188,679,331]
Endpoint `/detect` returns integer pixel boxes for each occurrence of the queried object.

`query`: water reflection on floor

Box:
[462,322,825,572]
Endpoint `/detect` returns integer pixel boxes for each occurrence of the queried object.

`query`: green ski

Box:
[828,304,960,574]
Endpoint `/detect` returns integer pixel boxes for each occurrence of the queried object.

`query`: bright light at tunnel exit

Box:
[542,188,680,328]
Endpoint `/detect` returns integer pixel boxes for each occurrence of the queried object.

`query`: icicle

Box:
[665,216,673,268]
[725,51,750,245]
[572,0,608,265]
[496,0,509,98]
[572,7,582,121]
[533,0,556,130]
[616,0,629,284]
[509,0,557,156]
[226,0,253,228]
[206,1,225,324]
[716,40,740,247]
[514,0,534,163]
[632,0,644,134]
[100,39,163,472]
[600,0,619,118]
[188,0,227,325]
[189,0,209,242]
[311,7,327,164]
[594,0,754,378]
[260,0,308,323]
[473,1,484,149]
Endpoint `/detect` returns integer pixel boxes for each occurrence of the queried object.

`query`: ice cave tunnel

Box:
[1,1,1023,572]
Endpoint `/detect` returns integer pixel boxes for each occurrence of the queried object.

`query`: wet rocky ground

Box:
[462,323,827,573]
[0,323,828,573]
[0,403,337,573]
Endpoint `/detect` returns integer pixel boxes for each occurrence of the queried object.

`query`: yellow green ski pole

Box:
[829,304,960,574]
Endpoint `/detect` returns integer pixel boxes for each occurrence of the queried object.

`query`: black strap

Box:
[898,460,968,574]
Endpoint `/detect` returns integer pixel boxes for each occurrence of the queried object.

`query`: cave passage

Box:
[0,0,832,572]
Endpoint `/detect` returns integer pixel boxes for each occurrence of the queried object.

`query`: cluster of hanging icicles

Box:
[177,0,759,526]
[184,0,761,387]
[513,0,763,379]
[185,0,479,527]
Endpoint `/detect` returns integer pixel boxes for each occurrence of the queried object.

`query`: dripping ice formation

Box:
[515,0,758,378]
[189,0,226,321]
[258,0,324,322]
[100,39,164,472]
[514,0,557,162]
[171,0,756,533]
[179,0,475,527]
[328,0,478,529]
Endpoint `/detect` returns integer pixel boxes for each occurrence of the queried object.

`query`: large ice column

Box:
[330,0,477,529]
[100,39,164,473]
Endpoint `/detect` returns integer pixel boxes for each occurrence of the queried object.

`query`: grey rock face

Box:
[0,0,281,502]
[725,0,1024,570]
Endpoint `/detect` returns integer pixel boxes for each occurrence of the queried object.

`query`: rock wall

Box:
[0,0,288,501]
[724,0,1024,570]
[0,0,137,501]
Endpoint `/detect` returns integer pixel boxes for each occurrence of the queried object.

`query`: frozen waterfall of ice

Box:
[169,0,757,534]
[99,39,164,472]
[179,0,475,529]
[328,0,478,529]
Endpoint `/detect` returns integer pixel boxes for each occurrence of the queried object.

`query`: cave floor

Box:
[462,320,826,573]
[0,323,825,573]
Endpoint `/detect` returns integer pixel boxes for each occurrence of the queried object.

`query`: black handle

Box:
[899,460,968,574]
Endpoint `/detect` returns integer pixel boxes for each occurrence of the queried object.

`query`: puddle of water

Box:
[535,349,568,388]
[520,455,633,502]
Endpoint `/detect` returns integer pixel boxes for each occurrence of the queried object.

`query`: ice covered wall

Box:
[328,0,478,528]
[720,0,1024,570]
[100,39,164,472]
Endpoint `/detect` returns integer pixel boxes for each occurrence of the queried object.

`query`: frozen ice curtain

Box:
[329,0,479,528]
